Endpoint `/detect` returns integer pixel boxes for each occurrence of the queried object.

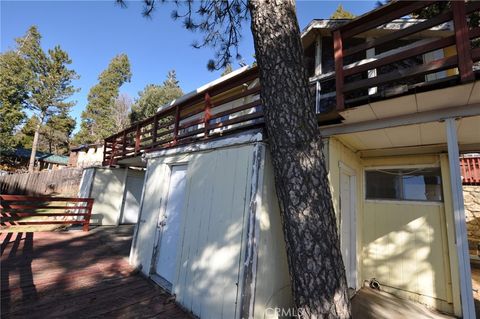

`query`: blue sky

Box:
[1,0,377,132]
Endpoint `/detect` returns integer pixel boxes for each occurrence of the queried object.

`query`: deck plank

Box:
[1,226,193,319]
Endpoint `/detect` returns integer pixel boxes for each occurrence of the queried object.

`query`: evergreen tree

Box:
[75,54,131,144]
[0,50,32,152]
[130,70,183,123]
[41,111,76,154]
[14,116,39,150]
[15,26,78,172]
[330,4,356,19]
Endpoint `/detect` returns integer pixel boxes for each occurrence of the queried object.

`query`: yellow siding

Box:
[327,140,457,314]
[361,155,454,313]
[328,138,364,289]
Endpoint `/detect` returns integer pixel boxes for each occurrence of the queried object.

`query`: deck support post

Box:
[134,125,141,155]
[333,30,345,111]
[452,0,474,82]
[445,117,475,319]
[173,106,180,145]
[204,92,212,138]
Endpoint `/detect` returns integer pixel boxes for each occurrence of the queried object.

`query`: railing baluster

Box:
[452,0,474,82]
[102,139,107,166]
[134,124,141,155]
[153,114,158,146]
[109,140,117,166]
[173,106,180,145]
[204,92,212,138]
[333,30,345,111]
[83,199,94,232]
[122,131,127,156]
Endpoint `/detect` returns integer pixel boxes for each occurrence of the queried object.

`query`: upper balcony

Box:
[103,0,480,166]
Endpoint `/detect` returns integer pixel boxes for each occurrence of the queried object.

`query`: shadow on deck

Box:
[0,226,193,319]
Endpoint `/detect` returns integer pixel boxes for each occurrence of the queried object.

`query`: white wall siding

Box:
[131,159,169,273]
[174,145,253,318]
[253,148,294,319]
[131,144,256,319]
[89,168,127,225]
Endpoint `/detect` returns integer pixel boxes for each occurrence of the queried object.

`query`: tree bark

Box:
[28,118,43,172]
[249,0,351,318]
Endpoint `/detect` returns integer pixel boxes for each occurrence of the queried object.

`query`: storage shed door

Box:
[154,165,188,287]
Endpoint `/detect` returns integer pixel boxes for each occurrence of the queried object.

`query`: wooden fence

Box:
[0,195,94,231]
[0,168,83,196]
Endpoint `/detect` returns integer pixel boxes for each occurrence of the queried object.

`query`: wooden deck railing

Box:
[461,157,480,185]
[0,195,94,231]
[103,1,480,165]
[104,67,262,165]
[333,0,480,110]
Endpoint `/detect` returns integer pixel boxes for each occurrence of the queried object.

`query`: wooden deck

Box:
[0,226,193,319]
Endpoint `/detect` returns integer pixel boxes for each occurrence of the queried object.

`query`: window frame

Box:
[363,164,444,204]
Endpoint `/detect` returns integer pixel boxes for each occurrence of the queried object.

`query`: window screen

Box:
[365,168,443,202]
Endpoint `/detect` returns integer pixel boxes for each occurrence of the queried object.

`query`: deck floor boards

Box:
[1,226,193,319]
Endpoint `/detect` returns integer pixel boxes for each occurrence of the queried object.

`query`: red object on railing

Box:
[0,195,94,232]
[461,157,480,185]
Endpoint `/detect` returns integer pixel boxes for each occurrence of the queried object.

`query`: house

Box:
[68,143,104,168]
[0,147,69,172]
[79,1,480,318]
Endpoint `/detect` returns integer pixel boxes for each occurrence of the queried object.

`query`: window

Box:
[365,167,443,202]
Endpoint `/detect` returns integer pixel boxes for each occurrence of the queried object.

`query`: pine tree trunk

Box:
[28,122,42,172]
[249,0,351,318]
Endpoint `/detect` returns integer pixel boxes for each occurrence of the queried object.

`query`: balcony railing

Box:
[104,68,263,165]
[461,156,480,185]
[103,0,480,165]
[332,0,480,110]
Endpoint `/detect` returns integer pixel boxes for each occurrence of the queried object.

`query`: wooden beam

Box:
[344,35,456,77]
[343,55,458,93]
[344,10,454,57]
[452,0,474,82]
[173,105,180,145]
[134,125,141,155]
[333,30,345,111]
[204,92,212,137]
[338,1,434,39]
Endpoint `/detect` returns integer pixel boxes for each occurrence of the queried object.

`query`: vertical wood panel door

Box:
[154,165,188,288]
[339,163,357,289]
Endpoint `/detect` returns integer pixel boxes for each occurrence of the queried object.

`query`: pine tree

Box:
[15,26,78,172]
[130,70,183,123]
[330,4,356,20]
[0,50,32,152]
[42,111,76,154]
[75,54,131,144]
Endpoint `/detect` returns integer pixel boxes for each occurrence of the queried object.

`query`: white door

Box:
[339,163,357,289]
[154,165,188,287]
[121,172,145,224]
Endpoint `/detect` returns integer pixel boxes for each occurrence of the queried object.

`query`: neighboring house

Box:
[79,2,479,318]
[68,144,104,168]
[0,147,69,172]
